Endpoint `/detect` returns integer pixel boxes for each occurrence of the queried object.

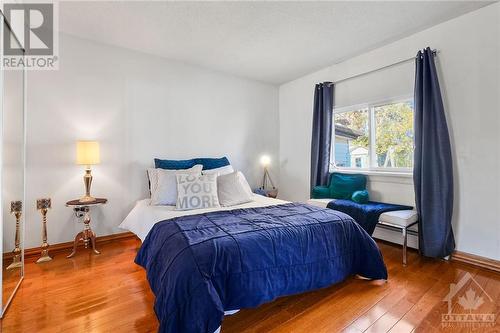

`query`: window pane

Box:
[333,109,369,168]
[374,101,414,168]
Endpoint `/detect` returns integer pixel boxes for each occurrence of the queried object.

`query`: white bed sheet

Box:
[119,194,289,242]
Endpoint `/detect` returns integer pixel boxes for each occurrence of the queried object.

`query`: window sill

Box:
[330,168,413,178]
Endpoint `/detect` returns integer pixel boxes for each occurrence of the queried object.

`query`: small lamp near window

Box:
[259,155,277,198]
[76,141,100,203]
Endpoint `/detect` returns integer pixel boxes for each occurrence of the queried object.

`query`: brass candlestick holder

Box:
[7,201,23,270]
[36,198,53,263]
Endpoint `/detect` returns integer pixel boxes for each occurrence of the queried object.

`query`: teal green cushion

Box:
[311,186,331,199]
[329,173,367,199]
[351,190,369,204]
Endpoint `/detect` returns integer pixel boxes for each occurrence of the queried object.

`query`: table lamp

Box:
[259,155,275,190]
[76,141,100,203]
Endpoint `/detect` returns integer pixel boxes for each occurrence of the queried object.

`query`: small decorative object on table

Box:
[36,198,52,263]
[258,155,278,198]
[7,201,23,270]
[66,198,107,258]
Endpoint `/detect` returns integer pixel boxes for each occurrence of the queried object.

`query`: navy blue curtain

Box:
[310,82,334,194]
[414,48,455,258]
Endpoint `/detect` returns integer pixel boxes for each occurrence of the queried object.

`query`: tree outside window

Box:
[332,99,414,172]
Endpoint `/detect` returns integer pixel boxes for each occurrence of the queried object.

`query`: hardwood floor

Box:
[1,238,498,332]
[1,238,158,333]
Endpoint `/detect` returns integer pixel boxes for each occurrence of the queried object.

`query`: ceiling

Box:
[59,1,492,84]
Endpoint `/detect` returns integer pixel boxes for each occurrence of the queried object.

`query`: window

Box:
[332,98,414,172]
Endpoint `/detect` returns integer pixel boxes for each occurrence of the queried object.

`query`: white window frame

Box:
[330,95,414,176]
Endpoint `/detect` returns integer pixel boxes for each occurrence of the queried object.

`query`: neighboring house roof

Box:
[335,124,363,139]
[351,147,368,155]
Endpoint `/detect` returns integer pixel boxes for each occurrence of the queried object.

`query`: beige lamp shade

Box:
[76,141,100,165]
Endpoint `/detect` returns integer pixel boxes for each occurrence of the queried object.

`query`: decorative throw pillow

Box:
[176,174,220,210]
[154,158,196,170]
[217,171,253,207]
[351,190,369,204]
[148,165,202,206]
[194,157,230,170]
[202,165,234,177]
[155,156,231,170]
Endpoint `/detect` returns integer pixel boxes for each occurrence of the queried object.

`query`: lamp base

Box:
[6,253,22,270]
[79,195,96,203]
[80,168,95,203]
[36,249,52,264]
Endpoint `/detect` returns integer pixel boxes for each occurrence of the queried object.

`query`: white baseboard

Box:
[372,224,419,250]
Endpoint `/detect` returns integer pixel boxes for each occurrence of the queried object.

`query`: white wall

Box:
[279,3,500,260]
[21,34,279,249]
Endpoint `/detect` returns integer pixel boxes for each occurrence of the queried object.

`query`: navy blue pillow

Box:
[194,157,230,170]
[154,157,230,170]
[154,158,196,170]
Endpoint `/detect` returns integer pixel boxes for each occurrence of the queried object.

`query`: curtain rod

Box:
[334,49,438,85]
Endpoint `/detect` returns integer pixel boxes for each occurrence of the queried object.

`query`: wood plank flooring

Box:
[1,238,498,332]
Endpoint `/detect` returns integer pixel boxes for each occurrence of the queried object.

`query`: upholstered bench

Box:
[378,210,418,265]
[307,198,418,265]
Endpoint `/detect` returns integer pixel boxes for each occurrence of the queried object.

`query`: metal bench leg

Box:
[402,227,407,265]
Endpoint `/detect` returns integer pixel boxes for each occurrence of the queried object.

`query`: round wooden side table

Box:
[66,198,107,258]
[253,188,279,198]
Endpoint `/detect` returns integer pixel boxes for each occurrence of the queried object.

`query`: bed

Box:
[120,194,387,333]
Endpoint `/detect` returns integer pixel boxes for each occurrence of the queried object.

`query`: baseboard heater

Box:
[372,223,419,250]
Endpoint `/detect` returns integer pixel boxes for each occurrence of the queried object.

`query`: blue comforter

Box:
[327,200,413,235]
[136,203,387,333]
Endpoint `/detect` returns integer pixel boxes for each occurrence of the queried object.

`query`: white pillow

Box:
[148,165,202,206]
[202,165,234,177]
[176,174,220,211]
[217,171,254,207]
